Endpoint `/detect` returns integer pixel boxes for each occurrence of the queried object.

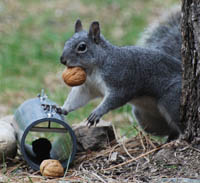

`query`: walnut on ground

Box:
[40,159,64,177]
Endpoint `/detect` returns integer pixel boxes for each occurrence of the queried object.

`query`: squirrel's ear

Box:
[75,19,83,33]
[88,21,100,44]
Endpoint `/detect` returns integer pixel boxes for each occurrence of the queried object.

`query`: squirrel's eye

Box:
[76,42,87,53]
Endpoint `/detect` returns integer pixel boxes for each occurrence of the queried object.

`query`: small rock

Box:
[110,152,118,162]
[0,118,17,162]
[0,115,15,125]
[73,120,116,152]
[72,119,112,129]
[153,148,176,163]
[0,174,8,182]
[150,168,158,173]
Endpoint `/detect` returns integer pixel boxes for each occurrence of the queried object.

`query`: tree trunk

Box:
[181,0,200,143]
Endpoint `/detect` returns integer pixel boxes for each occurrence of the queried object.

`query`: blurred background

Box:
[0,0,179,136]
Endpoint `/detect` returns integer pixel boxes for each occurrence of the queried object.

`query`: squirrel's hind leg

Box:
[132,106,173,137]
[158,89,183,139]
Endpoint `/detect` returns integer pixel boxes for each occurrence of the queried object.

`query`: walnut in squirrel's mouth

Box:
[62,66,87,87]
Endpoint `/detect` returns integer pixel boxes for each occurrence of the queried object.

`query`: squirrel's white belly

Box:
[86,69,108,97]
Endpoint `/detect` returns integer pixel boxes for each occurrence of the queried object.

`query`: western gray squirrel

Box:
[60,11,182,140]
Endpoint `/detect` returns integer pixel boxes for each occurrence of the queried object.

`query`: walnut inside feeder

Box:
[62,67,87,87]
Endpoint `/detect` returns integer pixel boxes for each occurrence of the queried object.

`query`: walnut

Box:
[62,67,86,87]
[40,159,64,177]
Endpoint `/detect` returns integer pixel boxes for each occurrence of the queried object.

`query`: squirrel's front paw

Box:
[41,104,68,115]
[87,112,101,127]
[55,106,68,115]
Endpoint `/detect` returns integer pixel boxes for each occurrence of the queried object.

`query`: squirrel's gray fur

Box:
[60,11,182,140]
[138,10,181,60]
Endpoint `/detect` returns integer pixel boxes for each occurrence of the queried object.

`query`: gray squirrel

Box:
[60,11,183,141]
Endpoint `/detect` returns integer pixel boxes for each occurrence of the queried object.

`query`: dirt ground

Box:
[1,132,200,183]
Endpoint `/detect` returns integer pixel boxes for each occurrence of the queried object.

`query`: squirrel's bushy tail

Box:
[138,9,181,61]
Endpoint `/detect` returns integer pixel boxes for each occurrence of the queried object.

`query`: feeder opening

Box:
[24,120,73,167]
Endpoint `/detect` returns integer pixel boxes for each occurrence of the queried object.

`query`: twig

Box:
[92,172,107,183]
[132,125,147,151]
[5,162,24,175]
[112,123,119,142]
[144,134,157,149]
[108,143,121,160]
[122,140,134,159]
[138,131,146,151]
[64,152,72,177]
[189,145,200,153]
[123,139,141,149]
[102,141,173,171]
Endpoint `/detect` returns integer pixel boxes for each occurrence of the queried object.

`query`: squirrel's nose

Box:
[60,55,67,65]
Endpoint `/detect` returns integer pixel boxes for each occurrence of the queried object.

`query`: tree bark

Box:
[181,0,200,143]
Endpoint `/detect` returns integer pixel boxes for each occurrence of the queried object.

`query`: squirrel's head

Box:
[60,19,105,73]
